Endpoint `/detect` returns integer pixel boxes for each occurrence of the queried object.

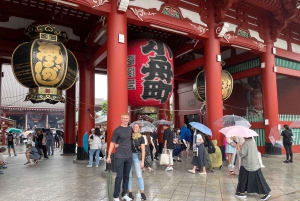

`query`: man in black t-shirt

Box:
[106,113,133,201]
[7,132,17,156]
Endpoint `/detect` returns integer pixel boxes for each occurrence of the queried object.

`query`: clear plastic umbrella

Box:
[214,115,251,128]
[290,118,300,128]
[130,120,156,129]
[269,126,283,148]
[152,119,174,126]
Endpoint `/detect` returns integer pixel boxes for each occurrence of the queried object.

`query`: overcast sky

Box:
[95,74,107,100]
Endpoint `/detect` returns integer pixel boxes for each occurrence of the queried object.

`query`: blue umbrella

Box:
[189,122,212,136]
[83,132,89,153]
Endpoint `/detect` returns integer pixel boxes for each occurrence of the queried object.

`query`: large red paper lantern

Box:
[128,39,174,108]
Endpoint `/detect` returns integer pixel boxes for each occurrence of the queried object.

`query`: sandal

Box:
[24,162,31,165]
[188,169,195,174]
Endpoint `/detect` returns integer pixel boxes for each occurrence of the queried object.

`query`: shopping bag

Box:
[159,149,169,165]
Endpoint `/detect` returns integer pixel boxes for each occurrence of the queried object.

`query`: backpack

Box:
[283,130,293,145]
[46,131,53,141]
[207,140,216,154]
[185,130,192,142]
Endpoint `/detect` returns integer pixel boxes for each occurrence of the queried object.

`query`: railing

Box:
[226,58,260,74]
[242,116,264,122]
[252,128,265,146]
[275,57,300,71]
[278,114,300,121]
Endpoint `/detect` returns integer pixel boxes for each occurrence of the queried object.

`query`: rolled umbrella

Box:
[106,163,113,201]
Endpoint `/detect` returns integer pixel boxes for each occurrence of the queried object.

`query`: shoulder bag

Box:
[132,139,142,160]
[159,149,170,165]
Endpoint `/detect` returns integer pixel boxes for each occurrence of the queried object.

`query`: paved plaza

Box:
[1,145,300,201]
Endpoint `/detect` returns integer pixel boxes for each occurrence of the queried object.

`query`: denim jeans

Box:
[46,141,54,155]
[113,157,132,198]
[128,153,144,191]
[89,149,100,166]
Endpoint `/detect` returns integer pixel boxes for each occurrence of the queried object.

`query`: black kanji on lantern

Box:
[141,80,172,103]
[140,40,173,103]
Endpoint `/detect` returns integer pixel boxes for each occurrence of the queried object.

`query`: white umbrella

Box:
[219,126,258,138]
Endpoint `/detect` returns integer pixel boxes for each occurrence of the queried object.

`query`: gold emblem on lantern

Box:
[34,41,65,86]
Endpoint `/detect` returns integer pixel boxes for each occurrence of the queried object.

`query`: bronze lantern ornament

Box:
[11,24,78,104]
[193,70,233,113]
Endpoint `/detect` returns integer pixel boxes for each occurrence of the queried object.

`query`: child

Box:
[0,147,8,172]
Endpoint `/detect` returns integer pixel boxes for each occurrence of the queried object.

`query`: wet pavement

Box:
[1,144,300,201]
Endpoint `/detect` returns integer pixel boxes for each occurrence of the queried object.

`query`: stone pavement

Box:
[1,144,300,201]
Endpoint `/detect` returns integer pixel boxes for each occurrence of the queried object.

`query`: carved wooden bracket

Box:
[189,23,208,36]
[92,0,109,8]
[215,22,229,38]
[129,8,157,21]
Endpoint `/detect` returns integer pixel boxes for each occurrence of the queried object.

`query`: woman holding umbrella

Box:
[188,130,207,175]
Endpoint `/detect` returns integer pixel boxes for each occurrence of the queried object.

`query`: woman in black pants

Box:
[281,125,293,163]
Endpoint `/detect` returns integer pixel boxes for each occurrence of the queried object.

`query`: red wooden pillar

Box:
[63,83,76,154]
[158,101,170,143]
[76,63,95,160]
[260,23,279,154]
[106,0,128,153]
[204,1,223,146]
[173,81,180,127]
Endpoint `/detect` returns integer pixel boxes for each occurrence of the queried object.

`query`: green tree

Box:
[101,100,107,115]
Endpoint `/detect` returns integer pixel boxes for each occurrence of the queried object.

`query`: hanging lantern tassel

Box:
[200,101,206,115]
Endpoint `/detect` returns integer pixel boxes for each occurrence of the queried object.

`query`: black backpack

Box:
[283,130,293,145]
[207,140,216,154]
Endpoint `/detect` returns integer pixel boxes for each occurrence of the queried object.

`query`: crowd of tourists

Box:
[1,116,295,201]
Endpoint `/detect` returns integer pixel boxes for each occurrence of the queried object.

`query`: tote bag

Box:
[159,149,169,165]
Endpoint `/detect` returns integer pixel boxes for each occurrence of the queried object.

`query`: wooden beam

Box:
[85,20,107,46]
[276,66,300,78]
[223,52,259,68]
[174,57,204,77]
[232,67,261,80]
[173,41,203,59]
[276,48,300,62]
[87,41,107,69]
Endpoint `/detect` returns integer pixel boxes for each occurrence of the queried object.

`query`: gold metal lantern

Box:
[193,70,233,113]
[11,24,78,104]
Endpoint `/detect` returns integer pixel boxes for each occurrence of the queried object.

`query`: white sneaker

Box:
[87,165,92,167]
[165,166,173,171]
[96,165,99,167]
[113,198,120,201]
[122,194,132,201]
